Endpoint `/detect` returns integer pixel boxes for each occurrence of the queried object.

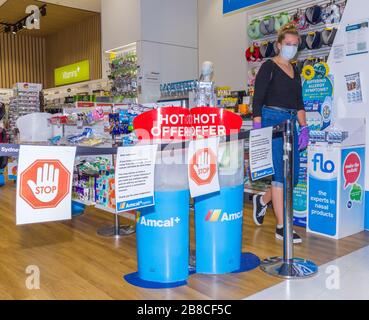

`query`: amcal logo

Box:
[205,209,243,222]
[119,202,126,210]
[137,215,181,228]
[312,153,335,173]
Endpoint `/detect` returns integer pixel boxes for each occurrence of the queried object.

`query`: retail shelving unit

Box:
[8,83,42,143]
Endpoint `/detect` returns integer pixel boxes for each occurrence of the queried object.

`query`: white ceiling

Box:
[40,0,101,12]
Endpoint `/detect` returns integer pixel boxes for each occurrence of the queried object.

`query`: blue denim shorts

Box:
[261,106,300,188]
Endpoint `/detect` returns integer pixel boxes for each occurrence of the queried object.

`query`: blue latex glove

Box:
[253,122,262,129]
[298,126,309,151]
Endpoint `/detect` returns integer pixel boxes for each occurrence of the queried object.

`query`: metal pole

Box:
[283,119,294,262]
[260,119,318,279]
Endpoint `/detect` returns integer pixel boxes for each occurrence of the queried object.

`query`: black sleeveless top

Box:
[252,59,304,118]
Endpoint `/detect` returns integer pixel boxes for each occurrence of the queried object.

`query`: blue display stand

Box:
[194,184,244,274]
[136,190,190,283]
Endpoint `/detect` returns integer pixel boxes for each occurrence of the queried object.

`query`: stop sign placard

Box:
[189,148,217,186]
[19,160,71,209]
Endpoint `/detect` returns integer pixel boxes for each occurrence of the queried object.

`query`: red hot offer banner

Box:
[133,107,243,141]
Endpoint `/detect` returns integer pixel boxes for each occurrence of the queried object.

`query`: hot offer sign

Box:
[16,146,76,225]
[133,107,242,141]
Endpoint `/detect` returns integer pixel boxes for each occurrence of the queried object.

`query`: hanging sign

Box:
[188,137,220,198]
[54,60,90,86]
[223,0,268,14]
[133,106,242,141]
[16,146,76,225]
[115,145,158,212]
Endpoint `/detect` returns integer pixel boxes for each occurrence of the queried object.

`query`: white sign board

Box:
[249,127,274,181]
[345,21,369,57]
[345,72,364,104]
[16,146,76,225]
[188,137,220,198]
[115,145,157,212]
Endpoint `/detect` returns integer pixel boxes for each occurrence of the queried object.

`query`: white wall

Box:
[101,0,198,102]
[198,0,248,91]
[328,0,369,194]
[141,0,198,48]
[101,0,141,52]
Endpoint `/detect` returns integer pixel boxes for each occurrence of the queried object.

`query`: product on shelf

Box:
[8,83,42,143]
[160,80,196,98]
[248,19,262,40]
[274,12,291,31]
[109,104,153,145]
[260,16,276,35]
[72,157,115,207]
[305,5,323,25]
[306,31,323,50]
[109,51,138,103]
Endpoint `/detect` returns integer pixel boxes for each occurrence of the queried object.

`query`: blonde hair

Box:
[277,23,300,43]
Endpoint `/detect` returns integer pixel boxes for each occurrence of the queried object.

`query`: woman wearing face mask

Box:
[252,23,309,244]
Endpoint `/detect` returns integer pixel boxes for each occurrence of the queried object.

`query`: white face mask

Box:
[280,45,298,60]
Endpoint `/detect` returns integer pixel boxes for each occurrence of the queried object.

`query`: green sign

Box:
[54,60,90,86]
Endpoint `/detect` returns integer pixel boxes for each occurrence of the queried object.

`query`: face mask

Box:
[280,45,298,60]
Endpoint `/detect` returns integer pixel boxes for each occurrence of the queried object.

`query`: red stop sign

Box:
[189,148,217,186]
[19,160,71,209]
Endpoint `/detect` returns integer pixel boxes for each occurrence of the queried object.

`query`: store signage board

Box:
[188,138,220,198]
[54,60,90,87]
[16,146,76,225]
[223,0,268,14]
[345,20,369,57]
[294,73,334,227]
[249,127,274,181]
[133,106,243,141]
[15,82,42,92]
[115,145,158,213]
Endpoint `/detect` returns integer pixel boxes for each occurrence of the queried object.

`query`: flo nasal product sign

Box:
[16,146,76,225]
[188,138,220,198]
[308,145,365,239]
[54,60,90,86]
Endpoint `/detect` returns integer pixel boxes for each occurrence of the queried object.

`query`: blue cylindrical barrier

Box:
[0,174,5,187]
[194,140,245,274]
[135,148,190,284]
[195,184,244,274]
[137,190,189,283]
